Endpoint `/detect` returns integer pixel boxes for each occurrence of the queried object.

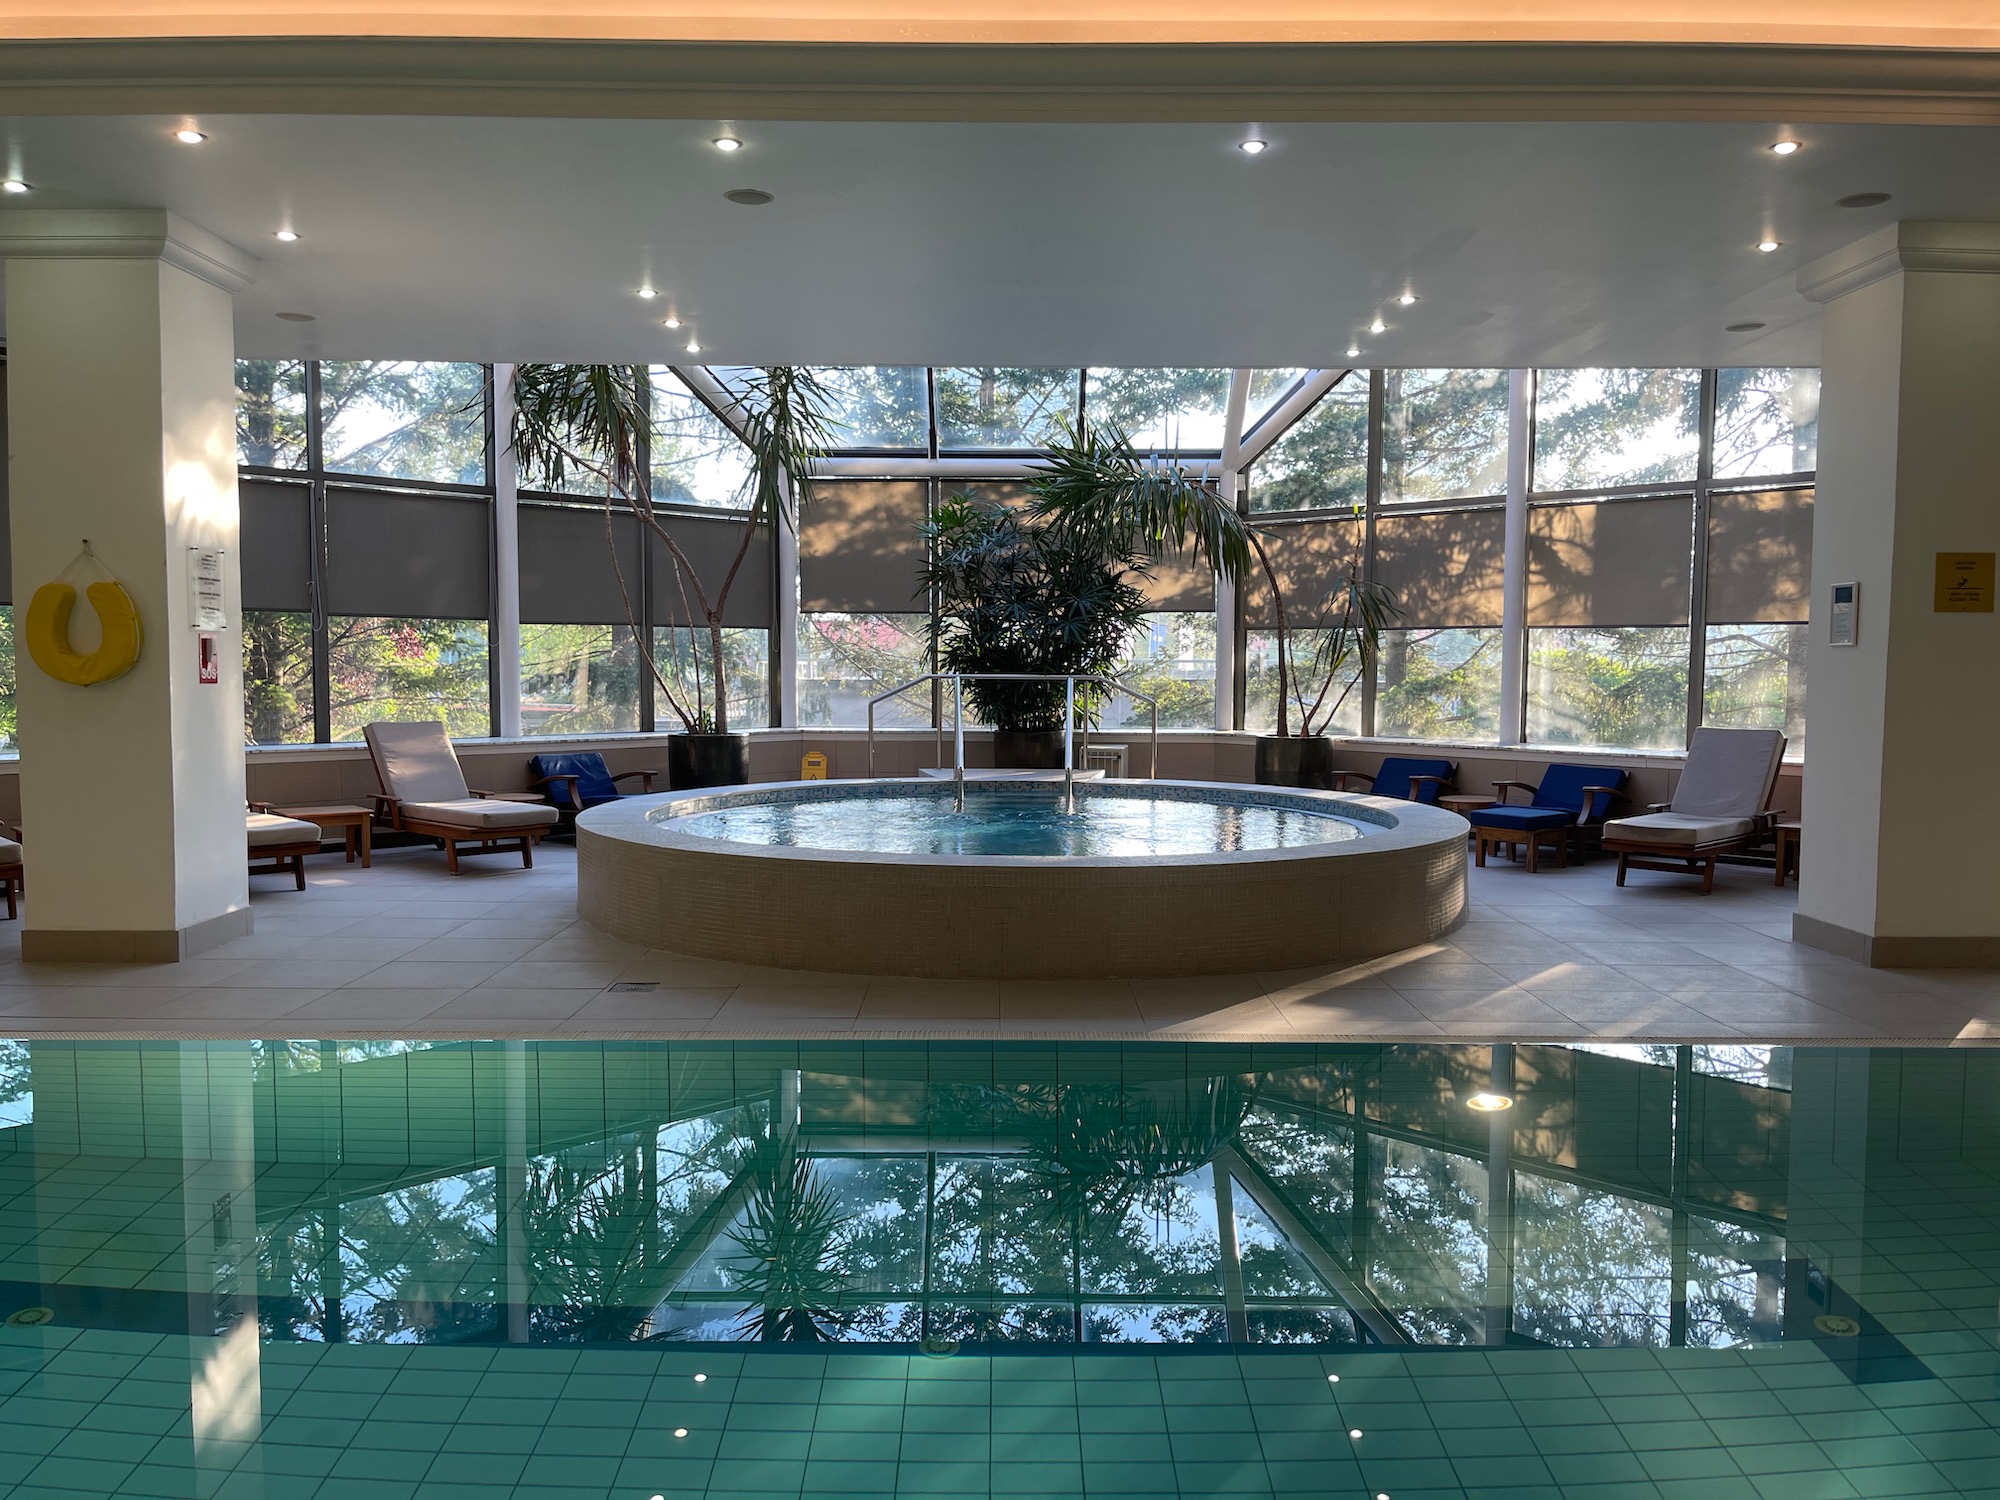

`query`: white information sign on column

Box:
[188,547,227,631]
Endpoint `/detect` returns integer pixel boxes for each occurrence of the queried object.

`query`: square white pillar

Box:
[1,209,256,961]
[1794,222,2000,967]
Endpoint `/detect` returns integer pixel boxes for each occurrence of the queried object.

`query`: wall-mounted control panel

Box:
[1829,582,1859,646]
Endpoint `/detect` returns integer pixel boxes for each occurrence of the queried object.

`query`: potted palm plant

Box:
[1027,423,1399,789]
[511,365,837,788]
[918,492,1150,767]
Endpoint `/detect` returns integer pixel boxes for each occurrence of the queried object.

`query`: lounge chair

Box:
[1602,727,1787,894]
[363,721,560,874]
[529,751,661,837]
[1468,764,1628,873]
[1331,755,1455,805]
[0,829,21,920]
[248,806,325,891]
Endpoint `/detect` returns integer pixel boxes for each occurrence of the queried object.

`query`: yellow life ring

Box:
[25,580,144,686]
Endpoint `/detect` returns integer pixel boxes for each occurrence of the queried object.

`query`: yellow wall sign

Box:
[800,751,829,781]
[1934,552,1996,612]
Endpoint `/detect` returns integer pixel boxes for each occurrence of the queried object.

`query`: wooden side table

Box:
[273,803,374,868]
[1439,794,1497,817]
[1774,820,1802,887]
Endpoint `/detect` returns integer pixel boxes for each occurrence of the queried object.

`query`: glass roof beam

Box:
[1236,368,1352,468]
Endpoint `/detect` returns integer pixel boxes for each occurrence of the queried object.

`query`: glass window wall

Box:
[1381,368,1509,505]
[651,367,756,509]
[1249,375,1368,514]
[803,367,930,451]
[242,609,316,745]
[652,626,770,732]
[1376,627,1503,741]
[1083,368,1231,453]
[1532,368,1701,492]
[234,359,310,470]
[934,368,1080,449]
[325,617,490,743]
[318,362,487,484]
[518,624,643,735]
[1713,368,1819,479]
[798,613,931,727]
[1526,626,1690,750]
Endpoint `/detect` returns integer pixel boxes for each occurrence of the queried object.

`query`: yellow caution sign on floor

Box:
[801,751,829,781]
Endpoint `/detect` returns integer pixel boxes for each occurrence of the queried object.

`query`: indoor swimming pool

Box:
[0,1039,1992,1498]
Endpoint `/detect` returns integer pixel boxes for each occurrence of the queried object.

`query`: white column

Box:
[1,209,256,961]
[1498,369,1532,744]
[491,363,524,738]
[1213,368,1251,731]
[1793,222,2000,966]
[776,476,800,728]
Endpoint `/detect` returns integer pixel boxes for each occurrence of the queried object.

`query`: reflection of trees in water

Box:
[725,1147,857,1342]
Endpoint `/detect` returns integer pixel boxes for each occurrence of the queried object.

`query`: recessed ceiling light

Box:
[1836,191,1892,209]
[1,179,30,194]
[1466,1092,1514,1112]
[1396,293,1418,306]
[174,129,207,145]
[724,188,773,205]
[275,312,317,322]
[1239,138,1268,155]
[1726,321,1767,333]
[1770,139,1801,156]
[1757,240,1781,253]
[1369,318,1386,335]
[637,287,657,300]
[686,339,702,354]
[274,230,299,242]
[712,136,743,152]
[1345,346,1360,358]
[662,315,682,329]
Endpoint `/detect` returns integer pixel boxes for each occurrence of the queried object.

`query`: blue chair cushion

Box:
[1369,756,1455,805]
[1532,763,1627,820]
[529,752,621,808]
[1468,805,1578,834]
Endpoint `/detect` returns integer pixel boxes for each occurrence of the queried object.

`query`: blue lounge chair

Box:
[1468,764,1628,872]
[1332,756,1456,805]
[528,752,661,834]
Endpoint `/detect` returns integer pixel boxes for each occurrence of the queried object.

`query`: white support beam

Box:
[1214,367,1251,730]
[1234,367,1349,468]
[1499,368,1532,745]
[491,363,524,738]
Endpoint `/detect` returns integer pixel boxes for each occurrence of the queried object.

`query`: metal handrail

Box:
[865,672,1160,812]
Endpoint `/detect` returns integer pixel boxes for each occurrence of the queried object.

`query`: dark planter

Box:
[1255,735,1338,790]
[668,732,750,791]
[992,728,1068,770]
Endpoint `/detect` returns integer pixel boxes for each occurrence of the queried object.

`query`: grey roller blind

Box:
[1243,517,1364,629]
[1707,487,1813,623]
[324,485,492,620]
[1528,496,1693,627]
[0,360,10,606]
[649,512,772,628]
[801,480,928,614]
[1373,506,1505,628]
[519,502,643,624]
[238,478,313,613]
[1137,549,1213,612]
[951,479,1034,510]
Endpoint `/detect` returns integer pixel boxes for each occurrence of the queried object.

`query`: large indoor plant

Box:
[1026,422,1399,788]
[511,364,836,787]
[918,491,1150,768]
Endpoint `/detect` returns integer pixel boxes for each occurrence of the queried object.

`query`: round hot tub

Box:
[576,779,1468,979]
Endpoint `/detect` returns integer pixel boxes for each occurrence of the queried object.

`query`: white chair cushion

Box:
[1671,727,1785,820]
[1605,811,1754,848]
[248,812,323,848]
[0,837,21,863]
[402,799,560,832]
[364,721,472,803]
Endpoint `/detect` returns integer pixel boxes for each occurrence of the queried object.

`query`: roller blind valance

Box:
[1242,517,1364,629]
[801,480,928,614]
[1528,496,1693,627]
[1373,506,1506,628]
[239,478,313,613]
[518,502,643,625]
[1706,487,1813,623]
[648,512,773,628]
[324,485,491,620]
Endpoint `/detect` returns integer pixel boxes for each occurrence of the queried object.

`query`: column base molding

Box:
[22,907,252,964]
[1792,912,2000,969]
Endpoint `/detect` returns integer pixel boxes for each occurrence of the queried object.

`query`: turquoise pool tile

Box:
[1653,1480,1762,1500]
[897,1430,986,1462]
[1543,1450,1653,1485]
[1843,1462,1956,1497]
[518,1452,625,1487]
[989,1459,1087,1493]
[990,1405,1080,1435]
[811,1403,903,1434]
[20,1454,139,1492]
[328,1446,437,1482]
[718,1429,812,1461]
[799,1457,900,1491]
[1745,1474,1862,1500]
[900,1403,991,1433]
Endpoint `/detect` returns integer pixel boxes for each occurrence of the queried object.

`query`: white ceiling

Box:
[3,112,1999,368]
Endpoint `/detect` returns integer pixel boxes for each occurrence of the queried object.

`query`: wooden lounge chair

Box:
[364,721,561,874]
[1468,764,1628,873]
[529,751,662,838]
[0,828,22,920]
[1331,755,1456,805]
[1603,727,1787,894]
[248,806,325,891]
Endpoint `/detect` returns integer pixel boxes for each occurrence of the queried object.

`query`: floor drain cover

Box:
[607,981,659,993]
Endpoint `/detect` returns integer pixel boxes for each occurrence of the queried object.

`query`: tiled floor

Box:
[0,842,1994,1042]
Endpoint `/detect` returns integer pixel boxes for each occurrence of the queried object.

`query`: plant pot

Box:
[668,732,750,791]
[1255,735,1338,790]
[991,728,1068,770]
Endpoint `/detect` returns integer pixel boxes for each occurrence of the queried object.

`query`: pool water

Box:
[0,1039,1994,1499]
[663,789,1366,857]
